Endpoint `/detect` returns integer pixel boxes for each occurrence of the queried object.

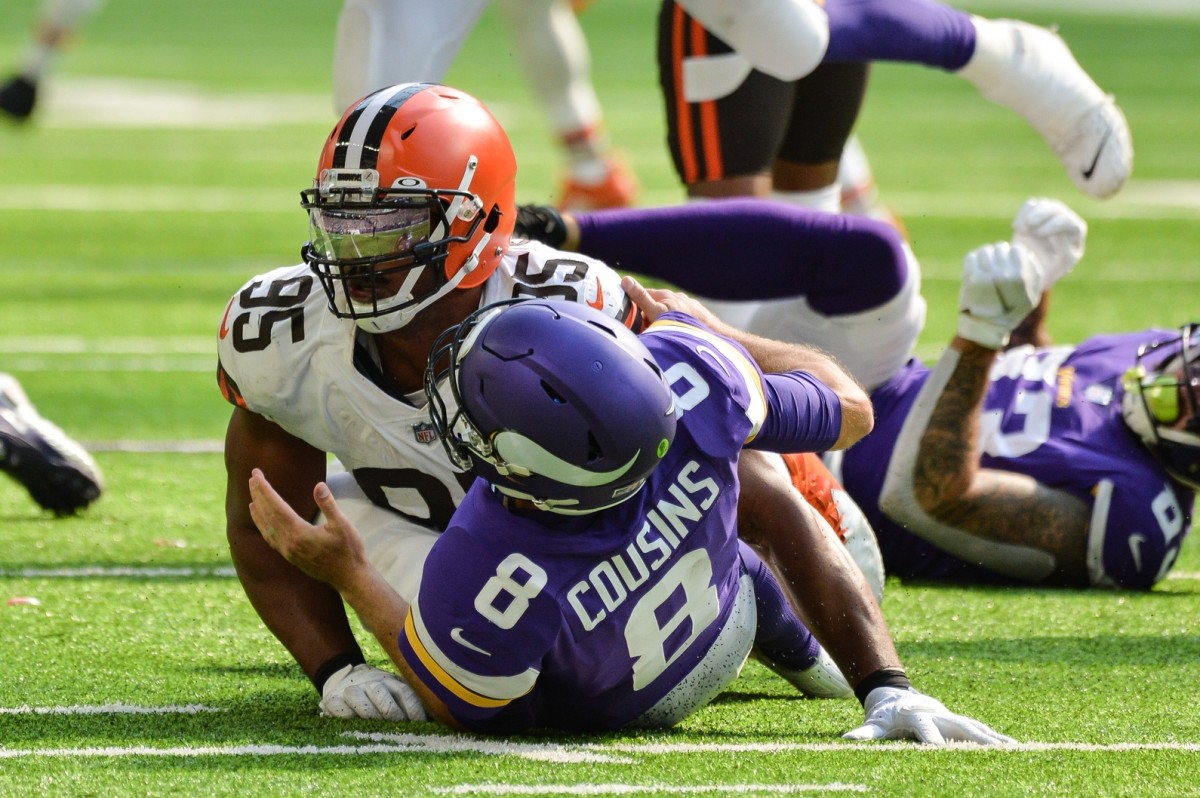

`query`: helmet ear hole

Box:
[587,431,603,463]
[485,205,503,233]
[541,381,567,405]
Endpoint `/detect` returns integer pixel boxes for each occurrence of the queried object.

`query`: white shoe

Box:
[0,373,103,514]
[962,19,1132,199]
[756,647,853,699]
[1050,98,1132,200]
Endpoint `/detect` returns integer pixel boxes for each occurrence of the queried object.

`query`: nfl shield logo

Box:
[412,421,438,445]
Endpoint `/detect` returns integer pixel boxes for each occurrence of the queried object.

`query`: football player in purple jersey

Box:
[854,274,1197,591]
[516,198,1196,590]
[247,292,1013,743]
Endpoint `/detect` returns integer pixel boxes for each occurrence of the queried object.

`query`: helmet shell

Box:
[437,300,677,514]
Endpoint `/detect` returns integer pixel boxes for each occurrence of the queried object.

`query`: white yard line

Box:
[0,565,236,578]
[1,729,1198,761]
[0,703,222,715]
[432,786,867,795]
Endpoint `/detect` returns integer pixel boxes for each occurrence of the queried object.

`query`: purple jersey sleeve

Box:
[574,199,909,314]
[750,371,842,453]
[840,332,1194,589]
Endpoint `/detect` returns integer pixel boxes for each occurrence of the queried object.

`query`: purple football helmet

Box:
[425,299,676,514]
[1122,323,1200,490]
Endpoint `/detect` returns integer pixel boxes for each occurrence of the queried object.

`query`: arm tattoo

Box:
[913,343,1090,583]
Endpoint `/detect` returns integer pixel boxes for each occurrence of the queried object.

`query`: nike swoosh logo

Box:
[992,283,1014,315]
[218,298,235,340]
[1081,126,1113,180]
[450,627,492,656]
[586,277,605,310]
[1127,533,1146,572]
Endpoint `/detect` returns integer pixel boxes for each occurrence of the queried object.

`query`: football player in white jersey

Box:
[331,0,637,210]
[218,82,943,727]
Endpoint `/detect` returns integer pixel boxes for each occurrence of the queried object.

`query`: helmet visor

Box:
[1135,325,1200,431]
[308,206,432,264]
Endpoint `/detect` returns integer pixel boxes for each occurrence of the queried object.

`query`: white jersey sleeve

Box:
[483,240,641,329]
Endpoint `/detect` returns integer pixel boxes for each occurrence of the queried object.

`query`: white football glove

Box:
[1011,198,1087,287]
[319,664,428,722]
[843,686,1015,745]
[956,241,1045,349]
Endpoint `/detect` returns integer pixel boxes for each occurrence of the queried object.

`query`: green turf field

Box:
[1,1,1198,796]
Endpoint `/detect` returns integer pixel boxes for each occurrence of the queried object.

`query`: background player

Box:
[331,0,637,210]
[0,0,105,121]
[0,371,103,515]
[513,198,1196,590]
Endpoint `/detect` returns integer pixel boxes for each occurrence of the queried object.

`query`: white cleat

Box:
[0,373,104,515]
[962,19,1133,199]
[1050,97,1132,200]
[757,647,853,700]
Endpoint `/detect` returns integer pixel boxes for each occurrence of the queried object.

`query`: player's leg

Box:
[657,0,792,199]
[838,134,908,238]
[658,1,810,328]
[737,449,902,689]
[818,0,1131,198]
[0,372,103,514]
[1,0,105,121]
[494,0,638,211]
[778,452,885,601]
[331,0,488,114]
[770,61,869,211]
[739,539,851,699]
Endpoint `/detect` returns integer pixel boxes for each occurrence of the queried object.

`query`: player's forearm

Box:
[736,452,900,686]
[910,340,1091,582]
[337,568,462,729]
[228,526,365,682]
[741,335,873,449]
[911,338,993,511]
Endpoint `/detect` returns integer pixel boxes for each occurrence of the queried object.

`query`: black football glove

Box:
[514,205,568,248]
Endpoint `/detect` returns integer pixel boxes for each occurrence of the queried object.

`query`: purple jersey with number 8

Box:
[398,314,841,732]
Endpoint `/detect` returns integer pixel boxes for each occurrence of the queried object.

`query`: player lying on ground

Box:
[516,199,1196,589]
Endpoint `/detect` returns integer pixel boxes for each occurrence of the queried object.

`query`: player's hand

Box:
[320,663,429,722]
[621,275,723,328]
[1011,198,1087,287]
[843,686,1015,745]
[956,241,1045,349]
[514,205,570,249]
[247,468,366,591]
